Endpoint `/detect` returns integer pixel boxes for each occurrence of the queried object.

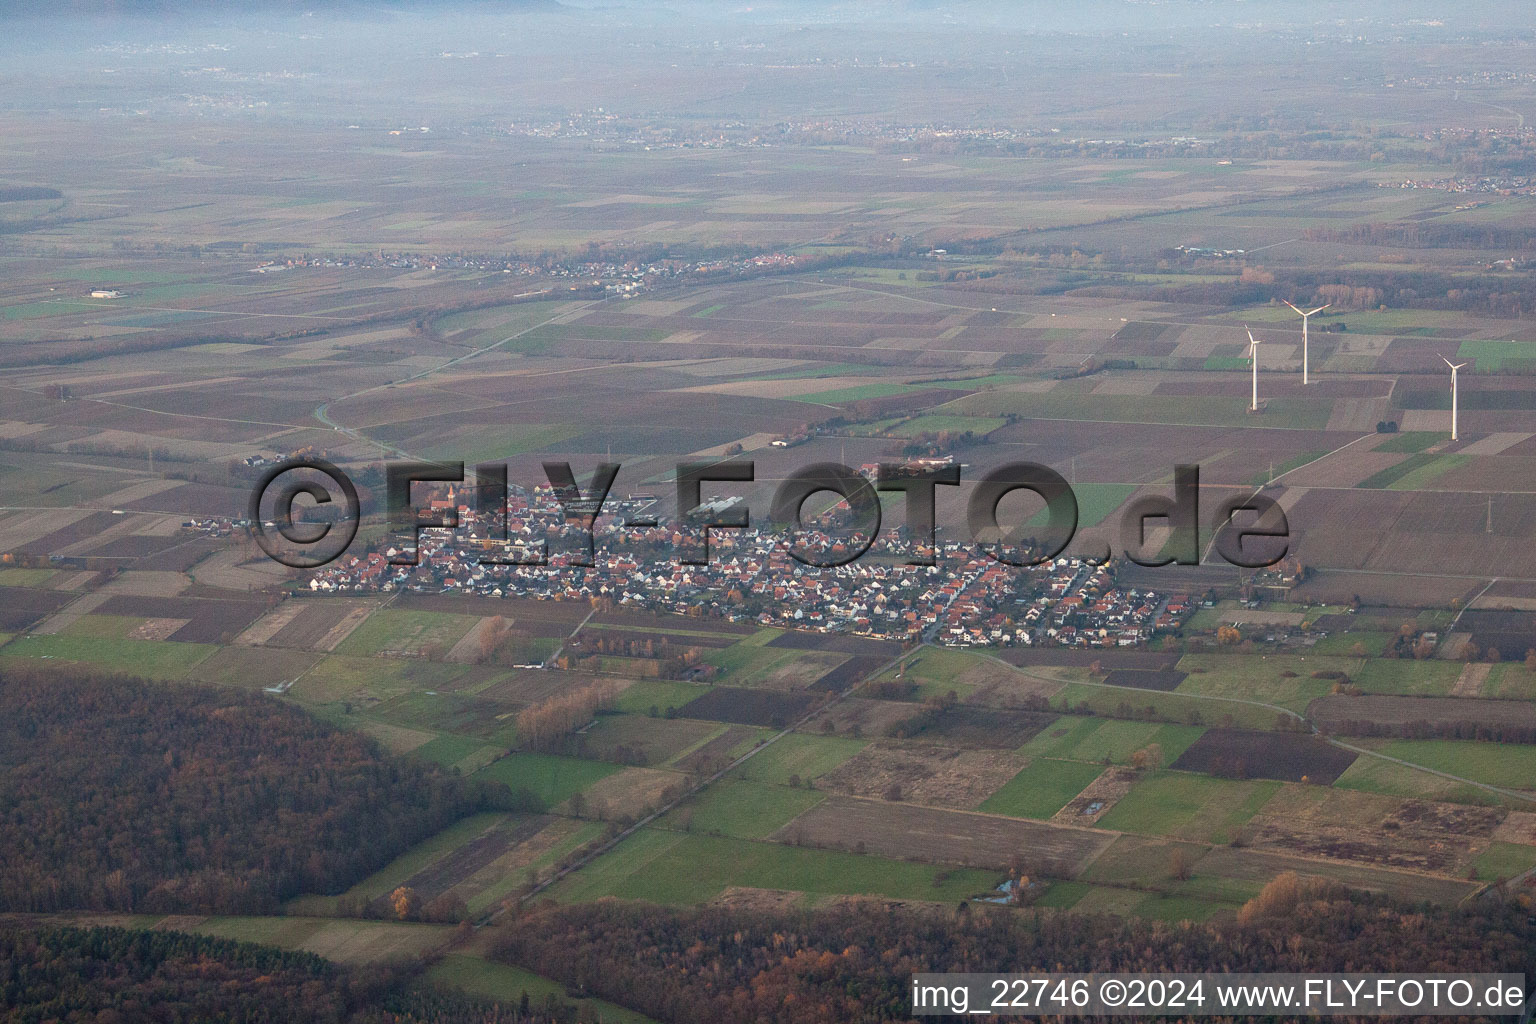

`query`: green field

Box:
[1176,654,1350,712]
[890,414,1008,437]
[1096,772,1281,844]
[0,567,55,586]
[334,609,482,658]
[1472,842,1536,882]
[979,759,1105,818]
[1352,659,1461,696]
[1066,885,1150,916]
[1026,482,1138,529]
[1386,454,1468,491]
[1309,631,1392,656]
[1457,339,1536,372]
[798,382,927,404]
[952,391,1333,430]
[1080,834,1212,890]
[293,655,472,704]
[0,633,216,679]
[1020,717,1205,767]
[189,646,322,689]
[1221,306,1465,333]
[476,752,621,807]
[1250,450,1327,486]
[664,779,826,839]
[179,915,454,966]
[1332,756,1506,806]
[579,714,724,765]
[521,323,670,345]
[1369,739,1536,792]
[1019,716,1105,759]
[1033,880,1093,909]
[59,615,145,639]
[926,373,1030,390]
[428,956,655,1024]
[748,361,888,381]
[1133,894,1231,922]
[1374,431,1442,454]
[1053,683,1280,731]
[1485,664,1536,700]
[465,820,605,916]
[701,629,787,679]
[612,680,714,716]
[324,811,510,905]
[901,646,986,685]
[419,424,587,464]
[731,733,869,785]
[365,689,510,741]
[1356,452,1467,490]
[412,733,500,769]
[553,830,1000,905]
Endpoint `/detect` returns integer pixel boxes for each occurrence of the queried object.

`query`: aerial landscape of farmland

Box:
[5,0,1536,1020]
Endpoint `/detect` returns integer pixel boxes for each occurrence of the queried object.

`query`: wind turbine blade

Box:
[1309,304,1331,315]
[1282,300,1303,315]
[1442,356,1456,369]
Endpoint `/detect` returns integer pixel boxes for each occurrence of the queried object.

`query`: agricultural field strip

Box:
[313,300,600,459]
[0,502,189,519]
[43,298,366,321]
[1328,737,1536,806]
[982,655,1536,806]
[0,382,303,433]
[1196,432,1376,566]
[484,639,920,922]
[544,606,599,669]
[61,393,304,431]
[828,278,1409,346]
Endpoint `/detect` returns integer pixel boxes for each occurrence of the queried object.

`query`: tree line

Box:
[0,924,586,1023]
[1317,716,1536,745]
[495,888,1536,1024]
[514,679,620,753]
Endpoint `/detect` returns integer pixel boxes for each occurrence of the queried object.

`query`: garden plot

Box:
[817,743,1028,808]
[773,795,1116,876]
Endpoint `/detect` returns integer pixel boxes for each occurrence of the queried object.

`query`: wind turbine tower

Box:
[1246,326,1263,412]
[1283,300,1330,385]
[1442,355,1466,441]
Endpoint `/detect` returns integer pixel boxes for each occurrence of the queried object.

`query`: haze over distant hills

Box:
[0,0,563,16]
[3,0,1531,43]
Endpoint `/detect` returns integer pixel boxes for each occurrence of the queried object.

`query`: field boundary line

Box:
[984,653,1536,807]
[313,299,601,459]
[481,640,925,924]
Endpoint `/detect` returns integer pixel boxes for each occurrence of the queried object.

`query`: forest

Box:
[495,886,1536,1024]
[0,924,587,1023]
[0,669,510,915]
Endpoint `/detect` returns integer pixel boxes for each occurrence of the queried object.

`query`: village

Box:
[243,247,805,297]
[295,480,1189,650]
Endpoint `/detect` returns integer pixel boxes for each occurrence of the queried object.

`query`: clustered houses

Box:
[1381,175,1536,196]
[244,248,805,297]
[1033,562,1184,649]
[181,517,242,538]
[303,484,1189,647]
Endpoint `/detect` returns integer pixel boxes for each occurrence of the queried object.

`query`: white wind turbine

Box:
[1282,300,1330,385]
[1246,326,1263,411]
[1442,355,1466,441]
